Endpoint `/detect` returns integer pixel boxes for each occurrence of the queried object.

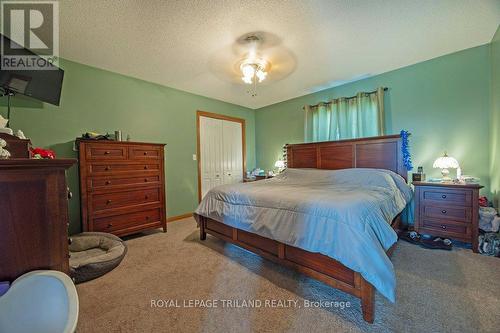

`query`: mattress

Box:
[195,168,413,302]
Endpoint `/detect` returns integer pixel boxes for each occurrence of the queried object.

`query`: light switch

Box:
[192,154,197,161]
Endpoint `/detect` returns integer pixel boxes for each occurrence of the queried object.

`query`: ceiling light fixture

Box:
[240,59,268,97]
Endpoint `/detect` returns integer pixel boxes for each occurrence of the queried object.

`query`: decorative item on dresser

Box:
[77,139,167,236]
[0,158,76,282]
[413,181,483,252]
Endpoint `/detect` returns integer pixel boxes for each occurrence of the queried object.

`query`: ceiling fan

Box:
[209,31,296,97]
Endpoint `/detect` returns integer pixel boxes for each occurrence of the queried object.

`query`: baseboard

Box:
[167,213,192,223]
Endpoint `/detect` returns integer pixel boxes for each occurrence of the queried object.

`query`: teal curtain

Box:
[304,87,385,142]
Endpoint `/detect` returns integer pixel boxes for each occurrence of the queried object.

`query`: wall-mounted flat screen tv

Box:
[0,34,64,106]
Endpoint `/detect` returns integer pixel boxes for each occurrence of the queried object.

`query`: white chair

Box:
[0,270,79,333]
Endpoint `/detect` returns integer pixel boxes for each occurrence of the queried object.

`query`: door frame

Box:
[196,110,246,202]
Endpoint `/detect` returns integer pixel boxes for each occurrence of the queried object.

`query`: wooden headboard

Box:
[286,134,408,181]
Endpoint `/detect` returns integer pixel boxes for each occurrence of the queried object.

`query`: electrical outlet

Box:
[192,154,197,161]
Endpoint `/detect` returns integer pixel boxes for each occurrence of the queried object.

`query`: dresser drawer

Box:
[422,205,472,223]
[92,188,160,211]
[419,219,470,239]
[89,175,161,190]
[129,146,161,159]
[421,187,471,206]
[86,144,127,160]
[88,162,161,175]
[93,208,162,233]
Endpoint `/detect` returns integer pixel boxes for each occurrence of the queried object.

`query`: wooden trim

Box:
[167,212,192,223]
[194,213,399,323]
[197,110,247,124]
[196,110,246,202]
[160,148,167,232]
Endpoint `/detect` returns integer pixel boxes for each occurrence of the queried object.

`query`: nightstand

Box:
[413,181,483,253]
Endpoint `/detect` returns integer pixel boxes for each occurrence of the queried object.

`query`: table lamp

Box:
[432,152,459,181]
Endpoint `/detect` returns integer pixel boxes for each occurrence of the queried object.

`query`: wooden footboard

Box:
[194,213,400,323]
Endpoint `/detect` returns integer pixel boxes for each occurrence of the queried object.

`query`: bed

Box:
[193,134,411,323]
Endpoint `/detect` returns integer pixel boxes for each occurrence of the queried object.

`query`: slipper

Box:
[400,231,421,245]
[420,237,452,250]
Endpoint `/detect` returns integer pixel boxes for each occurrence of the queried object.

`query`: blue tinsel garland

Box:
[400,130,413,171]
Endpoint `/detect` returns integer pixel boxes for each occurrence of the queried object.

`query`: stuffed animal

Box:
[0,138,11,159]
[31,147,56,159]
[16,130,26,139]
[0,115,7,128]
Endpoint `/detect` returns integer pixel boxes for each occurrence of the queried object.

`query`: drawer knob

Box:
[105,166,111,171]
[144,178,148,182]
[146,216,150,220]
[106,199,112,204]
[145,195,149,199]
[143,152,148,155]
[441,194,447,199]
[108,223,113,227]
[441,225,447,229]
[105,151,110,155]
[105,181,111,185]
[144,165,148,170]
[441,210,447,214]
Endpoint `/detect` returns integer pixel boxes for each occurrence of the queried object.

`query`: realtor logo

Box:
[1,1,59,70]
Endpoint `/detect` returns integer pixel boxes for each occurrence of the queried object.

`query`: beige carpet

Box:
[76,218,500,333]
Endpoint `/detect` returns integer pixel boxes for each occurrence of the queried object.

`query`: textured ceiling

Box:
[59,0,500,109]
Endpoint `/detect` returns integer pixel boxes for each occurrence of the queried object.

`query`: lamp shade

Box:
[432,153,459,169]
[274,160,285,168]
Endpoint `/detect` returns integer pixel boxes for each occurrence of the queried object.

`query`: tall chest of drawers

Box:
[413,181,483,252]
[77,140,167,236]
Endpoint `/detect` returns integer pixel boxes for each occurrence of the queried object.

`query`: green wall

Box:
[491,26,500,206]
[255,45,492,196]
[0,59,255,234]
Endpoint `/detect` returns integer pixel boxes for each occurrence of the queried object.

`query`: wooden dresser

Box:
[77,140,167,236]
[0,159,76,282]
[413,181,483,252]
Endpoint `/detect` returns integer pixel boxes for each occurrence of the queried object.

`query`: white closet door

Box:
[222,120,243,184]
[200,116,223,198]
[199,115,244,199]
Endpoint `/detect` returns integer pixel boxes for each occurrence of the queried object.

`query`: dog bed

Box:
[68,232,127,283]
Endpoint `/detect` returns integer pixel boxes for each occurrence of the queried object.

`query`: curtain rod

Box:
[304,87,388,109]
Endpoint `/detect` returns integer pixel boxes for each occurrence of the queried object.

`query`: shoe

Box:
[400,231,421,245]
[420,237,452,250]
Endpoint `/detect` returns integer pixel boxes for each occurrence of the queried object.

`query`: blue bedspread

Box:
[195,168,413,302]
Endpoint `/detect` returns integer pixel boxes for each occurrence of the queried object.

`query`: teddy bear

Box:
[0,138,11,159]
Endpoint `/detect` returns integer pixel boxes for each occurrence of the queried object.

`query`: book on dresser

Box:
[77,139,167,236]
